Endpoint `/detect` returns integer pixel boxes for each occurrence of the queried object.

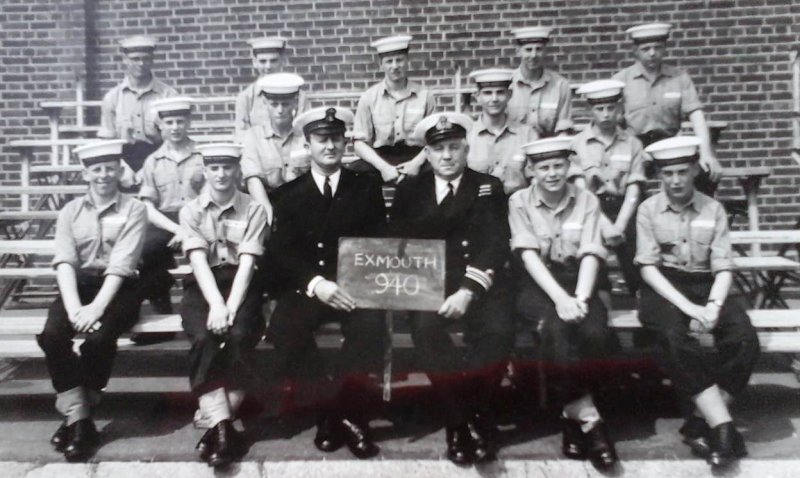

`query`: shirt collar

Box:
[378,79,423,100]
[658,189,701,213]
[310,168,342,196]
[532,182,576,214]
[632,61,677,81]
[120,75,160,94]
[475,114,517,137]
[435,174,463,194]
[199,189,245,213]
[82,191,122,214]
[584,123,625,146]
[152,140,199,164]
[513,67,552,88]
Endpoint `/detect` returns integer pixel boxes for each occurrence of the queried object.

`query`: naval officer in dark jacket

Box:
[265,106,387,459]
[389,112,513,464]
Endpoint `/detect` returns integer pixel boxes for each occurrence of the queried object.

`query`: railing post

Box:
[454,67,461,113]
[791,48,800,167]
[42,106,62,166]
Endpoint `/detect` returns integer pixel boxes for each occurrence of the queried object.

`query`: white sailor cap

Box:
[293,106,354,138]
[257,73,305,98]
[626,23,672,43]
[370,35,412,55]
[521,136,574,163]
[511,26,552,45]
[150,97,194,118]
[73,140,127,167]
[413,112,472,146]
[469,68,514,89]
[576,79,626,104]
[644,136,701,167]
[247,37,287,54]
[197,143,242,165]
[119,35,157,53]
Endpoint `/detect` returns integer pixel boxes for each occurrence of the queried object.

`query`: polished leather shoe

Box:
[195,426,217,461]
[584,421,618,470]
[63,419,98,462]
[206,420,242,468]
[680,416,711,458]
[340,418,379,459]
[314,415,343,453]
[561,418,586,460]
[708,422,746,468]
[50,422,70,452]
[466,420,495,462]
[445,424,474,466]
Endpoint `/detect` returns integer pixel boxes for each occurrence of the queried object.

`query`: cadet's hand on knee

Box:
[437,289,473,319]
[555,296,582,322]
[701,303,721,330]
[207,301,230,335]
[72,304,103,333]
[379,166,400,184]
[315,280,356,312]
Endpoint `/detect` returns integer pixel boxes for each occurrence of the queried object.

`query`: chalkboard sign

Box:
[337,237,446,311]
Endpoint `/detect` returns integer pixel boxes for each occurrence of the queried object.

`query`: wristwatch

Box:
[707,298,724,308]
[575,294,589,304]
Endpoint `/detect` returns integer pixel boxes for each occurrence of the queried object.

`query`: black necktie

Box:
[439,181,454,208]
[323,177,333,201]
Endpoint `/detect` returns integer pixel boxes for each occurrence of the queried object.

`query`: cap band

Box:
[525,150,570,163]
[157,108,191,118]
[654,153,699,168]
[476,81,512,89]
[123,46,155,54]
[378,48,409,57]
[586,93,623,105]
[425,124,467,145]
[259,91,300,100]
[632,34,669,44]
[252,47,284,55]
[82,154,121,167]
[516,38,549,46]
[203,155,240,165]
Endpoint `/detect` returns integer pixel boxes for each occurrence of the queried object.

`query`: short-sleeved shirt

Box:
[241,122,309,189]
[507,68,573,138]
[98,76,178,144]
[52,192,147,278]
[612,62,703,136]
[508,183,607,266]
[568,124,647,197]
[180,189,269,268]
[352,80,436,148]
[234,82,309,140]
[467,114,533,186]
[634,190,734,274]
[138,141,205,213]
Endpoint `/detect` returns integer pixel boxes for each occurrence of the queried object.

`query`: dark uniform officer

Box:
[98,35,178,174]
[636,136,759,469]
[179,143,269,467]
[137,97,204,316]
[37,139,147,462]
[509,137,619,470]
[390,112,513,464]
[266,106,387,459]
[352,35,435,182]
[507,27,574,139]
[570,80,647,297]
[612,23,722,195]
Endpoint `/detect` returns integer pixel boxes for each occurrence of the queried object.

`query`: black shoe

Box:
[50,422,70,452]
[445,424,474,466]
[680,416,711,459]
[63,419,98,462]
[708,422,745,468]
[205,420,241,468]
[339,418,379,459]
[314,415,344,453]
[561,418,586,460]
[584,421,618,470]
[466,420,495,462]
[195,426,217,462]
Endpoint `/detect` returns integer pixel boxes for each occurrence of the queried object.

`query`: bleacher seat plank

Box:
[0,211,60,222]
[0,240,55,255]
[731,230,800,245]
[0,185,86,196]
[733,256,800,271]
[0,265,191,280]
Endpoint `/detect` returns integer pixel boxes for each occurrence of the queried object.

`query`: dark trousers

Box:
[37,274,142,393]
[181,267,265,395]
[269,291,386,417]
[598,194,641,296]
[138,212,179,306]
[638,268,759,399]
[408,282,514,426]
[516,267,620,404]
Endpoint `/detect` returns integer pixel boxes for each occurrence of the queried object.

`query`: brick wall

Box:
[2,0,799,226]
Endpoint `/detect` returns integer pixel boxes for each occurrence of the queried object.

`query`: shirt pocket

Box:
[537,101,558,132]
[402,102,426,136]
[72,223,96,250]
[661,89,682,117]
[690,219,715,265]
[100,215,127,245]
[561,221,583,256]
[223,219,247,245]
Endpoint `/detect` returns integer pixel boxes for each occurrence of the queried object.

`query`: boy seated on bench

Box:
[37,139,147,462]
[179,143,269,467]
[635,136,759,469]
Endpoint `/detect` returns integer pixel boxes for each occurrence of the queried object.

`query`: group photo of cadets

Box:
[27,13,771,472]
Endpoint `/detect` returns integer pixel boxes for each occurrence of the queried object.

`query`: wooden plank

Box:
[0,240,55,255]
[0,185,86,195]
[730,230,800,245]
[30,164,83,174]
[0,211,60,222]
[0,265,191,280]
[722,167,772,178]
[733,256,800,271]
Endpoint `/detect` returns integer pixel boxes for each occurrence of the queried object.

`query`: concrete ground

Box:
[2,349,800,477]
